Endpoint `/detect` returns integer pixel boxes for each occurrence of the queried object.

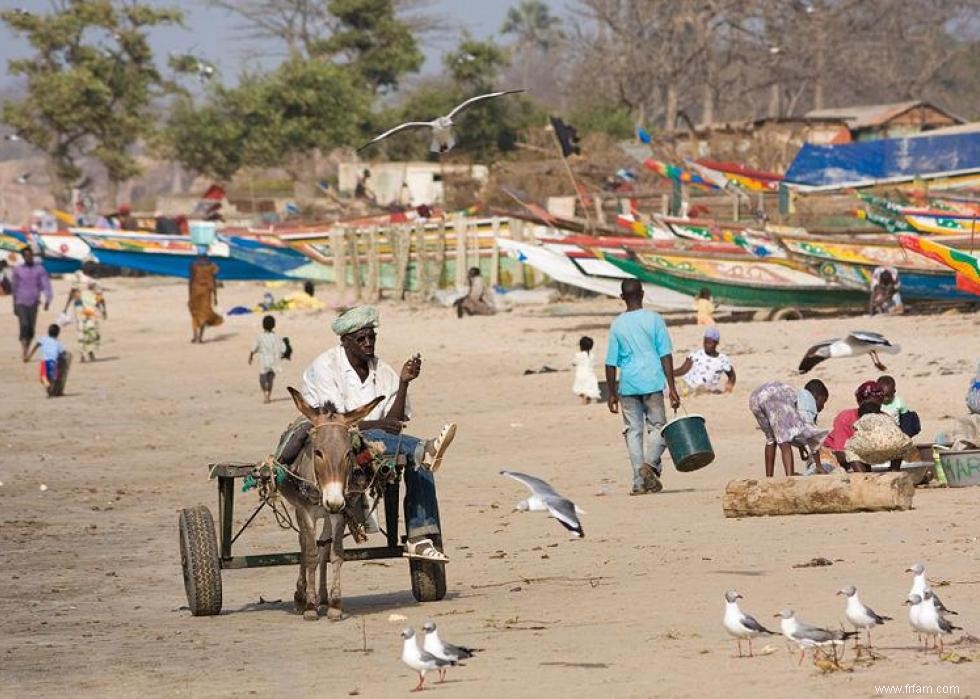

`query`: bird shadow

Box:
[87,355,120,363]
[709,569,768,576]
[657,488,697,495]
[202,332,237,343]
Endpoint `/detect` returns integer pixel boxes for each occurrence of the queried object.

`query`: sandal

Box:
[403,538,449,563]
[422,423,457,472]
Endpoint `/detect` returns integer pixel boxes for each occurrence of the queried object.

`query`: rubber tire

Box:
[771,307,803,321]
[409,534,447,603]
[179,506,223,616]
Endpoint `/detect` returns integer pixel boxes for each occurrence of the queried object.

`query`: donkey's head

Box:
[287,387,385,513]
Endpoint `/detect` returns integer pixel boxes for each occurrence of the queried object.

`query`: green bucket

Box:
[661,414,715,472]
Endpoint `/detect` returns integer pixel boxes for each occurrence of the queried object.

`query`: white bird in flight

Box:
[500,470,584,538]
[15,172,31,184]
[798,330,900,373]
[358,89,525,153]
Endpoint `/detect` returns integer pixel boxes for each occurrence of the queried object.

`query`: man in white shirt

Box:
[298,306,456,563]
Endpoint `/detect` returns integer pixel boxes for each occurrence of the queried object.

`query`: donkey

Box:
[281,387,385,621]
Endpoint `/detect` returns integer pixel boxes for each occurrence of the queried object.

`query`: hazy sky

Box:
[0,0,569,92]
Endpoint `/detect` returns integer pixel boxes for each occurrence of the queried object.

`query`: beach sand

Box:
[1,277,978,698]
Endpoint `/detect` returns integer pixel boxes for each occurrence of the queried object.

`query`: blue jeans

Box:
[360,429,441,538]
[620,392,667,489]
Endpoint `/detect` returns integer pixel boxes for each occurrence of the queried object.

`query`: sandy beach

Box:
[1,276,978,698]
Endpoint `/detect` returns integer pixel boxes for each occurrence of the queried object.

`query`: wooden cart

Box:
[178,462,447,616]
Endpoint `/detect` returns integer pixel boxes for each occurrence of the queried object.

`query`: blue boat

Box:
[225,235,333,281]
[2,228,83,275]
[72,229,291,280]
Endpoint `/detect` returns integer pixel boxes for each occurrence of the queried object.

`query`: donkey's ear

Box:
[343,395,386,426]
[287,387,317,421]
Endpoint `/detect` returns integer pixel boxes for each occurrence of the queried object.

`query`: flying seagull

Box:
[358,89,525,153]
[401,627,456,692]
[422,622,480,682]
[3,133,21,142]
[500,470,584,538]
[15,172,31,184]
[775,609,857,665]
[837,586,892,648]
[722,590,775,657]
[798,331,900,373]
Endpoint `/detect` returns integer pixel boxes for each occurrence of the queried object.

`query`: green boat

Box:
[603,251,870,309]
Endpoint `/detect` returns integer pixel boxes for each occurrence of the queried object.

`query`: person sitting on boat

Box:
[278,306,457,563]
[673,326,735,396]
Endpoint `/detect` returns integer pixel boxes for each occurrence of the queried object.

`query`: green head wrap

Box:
[331,306,379,336]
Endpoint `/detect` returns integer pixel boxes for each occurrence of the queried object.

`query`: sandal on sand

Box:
[421,423,457,472]
[403,538,449,563]
[638,464,663,493]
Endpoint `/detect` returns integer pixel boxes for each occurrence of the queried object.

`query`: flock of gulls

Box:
[723,562,964,667]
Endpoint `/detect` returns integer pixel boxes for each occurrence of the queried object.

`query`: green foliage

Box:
[444,37,511,91]
[163,59,369,181]
[501,0,563,51]
[568,106,635,140]
[318,0,423,94]
[0,1,182,203]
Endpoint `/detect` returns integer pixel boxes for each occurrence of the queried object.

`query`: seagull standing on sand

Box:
[837,586,892,647]
[775,609,857,665]
[500,470,585,538]
[422,622,479,682]
[401,627,456,692]
[358,90,525,153]
[906,563,957,615]
[798,331,900,373]
[722,590,775,657]
[917,591,962,652]
[906,593,929,645]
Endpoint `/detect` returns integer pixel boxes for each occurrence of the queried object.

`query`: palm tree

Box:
[501,0,563,88]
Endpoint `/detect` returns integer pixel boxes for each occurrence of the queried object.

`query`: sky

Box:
[0,0,569,93]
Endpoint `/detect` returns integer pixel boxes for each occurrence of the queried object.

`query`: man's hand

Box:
[400,353,422,383]
[607,394,619,414]
[724,381,735,393]
[668,386,681,410]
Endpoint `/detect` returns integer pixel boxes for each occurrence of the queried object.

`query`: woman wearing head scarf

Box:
[64,271,105,362]
[188,253,223,343]
[824,380,887,471]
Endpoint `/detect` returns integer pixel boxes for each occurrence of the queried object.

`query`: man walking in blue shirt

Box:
[605,279,681,495]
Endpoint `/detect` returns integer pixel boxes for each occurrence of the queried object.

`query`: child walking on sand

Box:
[693,287,716,326]
[27,323,68,397]
[249,315,288,403]
[572,336,601,404]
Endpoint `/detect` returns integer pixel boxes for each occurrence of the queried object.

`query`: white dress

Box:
[572,351,601,400]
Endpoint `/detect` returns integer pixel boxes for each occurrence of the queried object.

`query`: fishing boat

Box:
[776,233,977,301]
[604,249,869,309]
[1,228,87,274]
[73,229,291,280]
[496,238,692,310]
[656,216,788,258]
[222,234,334,281]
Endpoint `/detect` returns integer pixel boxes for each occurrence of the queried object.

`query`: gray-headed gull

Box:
[798,331,900,373]
[906,563,957,615]
[422,621,479,682]
[917,591,962,652]
[358,90,525,153]
[775,609,857,665]
[837,585,891,647]
[401,627,456,692]
[722,590,775,657]
[500,470,584,538]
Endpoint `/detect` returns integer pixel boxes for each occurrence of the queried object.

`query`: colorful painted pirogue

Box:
[777,234,977,301]
[898,235,980,295]
[858,193,980,236]
[603,250,869,309]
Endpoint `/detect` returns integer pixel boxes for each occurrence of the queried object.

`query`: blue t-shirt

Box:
[38,336,64,362]
[605,309,673,396]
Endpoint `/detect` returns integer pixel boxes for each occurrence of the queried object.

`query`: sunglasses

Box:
[348,329,376,344]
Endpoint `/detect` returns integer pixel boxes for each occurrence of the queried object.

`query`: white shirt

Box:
[301,345,408,420]
[682,349,732,392]
[252,332,286,373]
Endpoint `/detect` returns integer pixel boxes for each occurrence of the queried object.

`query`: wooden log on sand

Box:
[722,473,914,518]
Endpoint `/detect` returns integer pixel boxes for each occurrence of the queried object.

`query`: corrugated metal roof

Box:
[804,101,963,129]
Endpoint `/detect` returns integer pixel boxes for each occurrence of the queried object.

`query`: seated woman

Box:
[843,401,918,472]
[673,326,735,396]
[824,380,885,471]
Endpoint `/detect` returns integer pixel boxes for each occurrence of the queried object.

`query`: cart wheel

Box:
[409,534,447,603]
[179,506,222,616]
[771,307,803,321]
